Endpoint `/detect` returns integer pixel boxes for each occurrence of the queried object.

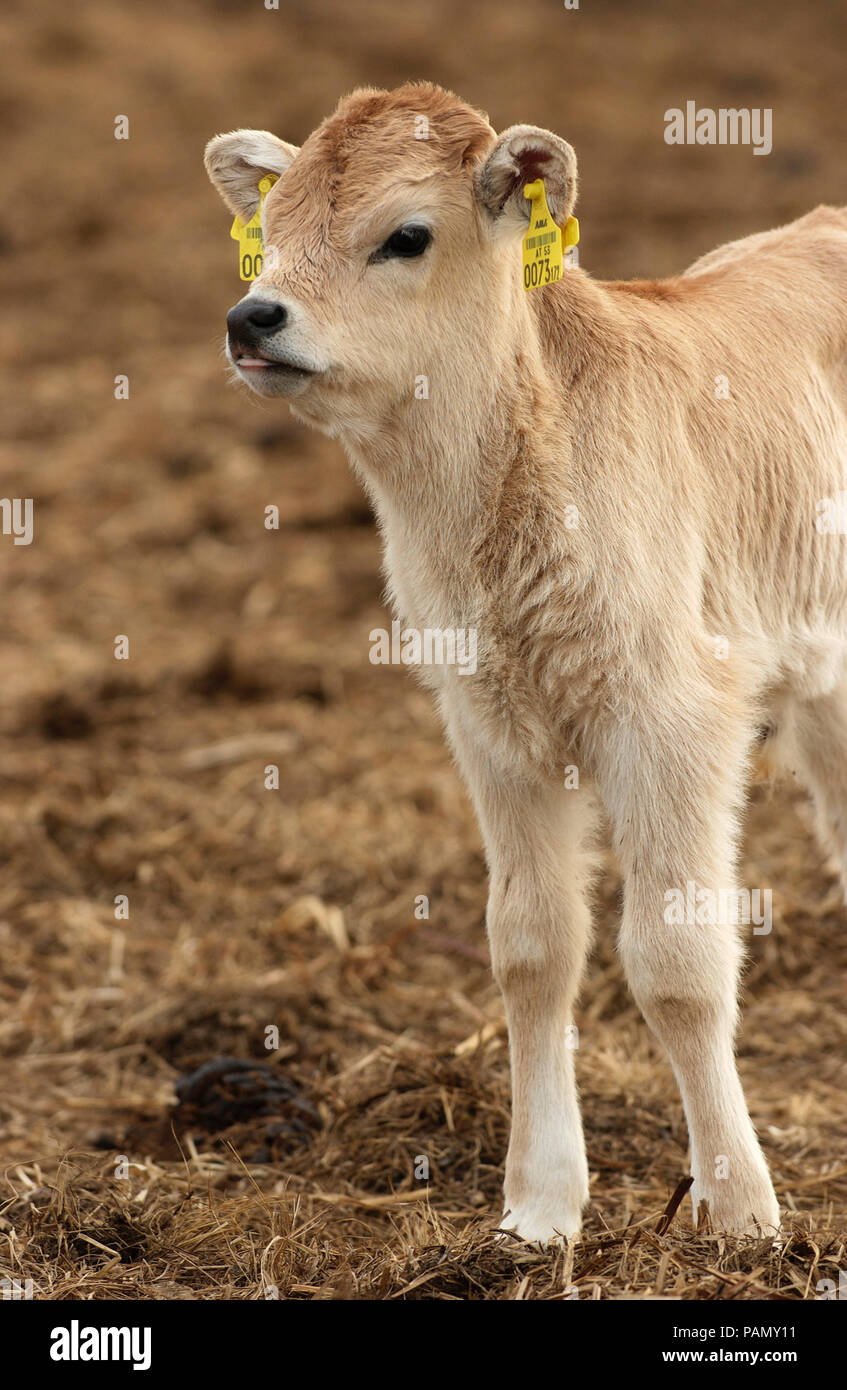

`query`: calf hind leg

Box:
[778,681,847,900]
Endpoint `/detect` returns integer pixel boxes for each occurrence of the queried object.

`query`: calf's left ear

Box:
[474,124,577,235]
[204,129,300,221]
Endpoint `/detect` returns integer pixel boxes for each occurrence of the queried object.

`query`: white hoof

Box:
[692,1174,781,1236]
[498,1201,583,1247]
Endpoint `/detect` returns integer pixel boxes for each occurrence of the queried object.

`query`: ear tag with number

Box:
[521,179,579,291]
[230,174,278,282]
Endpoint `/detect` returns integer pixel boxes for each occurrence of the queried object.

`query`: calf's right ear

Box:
[474,124,577,238]
[204,129,300,221]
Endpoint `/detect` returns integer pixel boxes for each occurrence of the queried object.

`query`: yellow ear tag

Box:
[230,174,278,282]
[521,180,579,290]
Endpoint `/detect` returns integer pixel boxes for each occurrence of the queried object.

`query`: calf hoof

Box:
[692,1176,781,1236]
[498,1200,583,1247]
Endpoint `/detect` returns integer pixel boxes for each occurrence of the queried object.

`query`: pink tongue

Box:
[237,358,270,367]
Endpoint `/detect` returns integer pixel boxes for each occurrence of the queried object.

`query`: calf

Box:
[205,82,847,1242]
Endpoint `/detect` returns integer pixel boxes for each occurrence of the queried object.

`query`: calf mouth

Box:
[230,349,315,378]
[228,343,319,395]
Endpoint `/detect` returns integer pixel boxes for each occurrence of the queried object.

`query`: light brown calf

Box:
[205,83,847,1242]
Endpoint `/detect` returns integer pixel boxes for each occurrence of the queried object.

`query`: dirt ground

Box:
[1,0,846,1300]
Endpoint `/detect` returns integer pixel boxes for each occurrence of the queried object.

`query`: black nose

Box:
[226,298,287,345]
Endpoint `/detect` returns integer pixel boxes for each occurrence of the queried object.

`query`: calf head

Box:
[205,83,577,434]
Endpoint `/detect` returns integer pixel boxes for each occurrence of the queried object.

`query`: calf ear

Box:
[204,129,299,221]
[474,124,577,236]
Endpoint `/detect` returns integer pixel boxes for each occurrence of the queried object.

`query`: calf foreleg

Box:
[597,704,780,1234]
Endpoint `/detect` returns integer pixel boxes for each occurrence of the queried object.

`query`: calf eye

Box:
[378,225,432,259]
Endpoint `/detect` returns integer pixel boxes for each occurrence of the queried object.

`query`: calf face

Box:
[205,86,576,437]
